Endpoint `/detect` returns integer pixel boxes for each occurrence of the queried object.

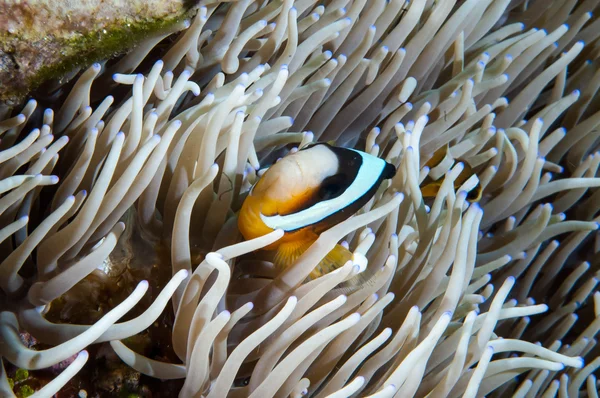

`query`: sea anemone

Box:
[1,0,600,397]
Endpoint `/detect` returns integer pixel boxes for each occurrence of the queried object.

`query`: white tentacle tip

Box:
[77,350,90,360]
[352,253,368,273]
[176,269,189,279]
[348,313,361,322]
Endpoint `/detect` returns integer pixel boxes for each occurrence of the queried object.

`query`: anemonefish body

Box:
[238,142,481,279]
[238,143,396,279]
[420,144,483,202]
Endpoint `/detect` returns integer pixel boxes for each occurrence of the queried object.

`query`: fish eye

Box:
[319,182,343,199]
[318,174,347,200]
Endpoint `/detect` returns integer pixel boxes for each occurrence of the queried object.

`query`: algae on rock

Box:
[0,0,196,105]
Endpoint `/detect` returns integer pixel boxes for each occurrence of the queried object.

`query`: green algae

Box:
[17,385,35,398]
[0,8,195,105]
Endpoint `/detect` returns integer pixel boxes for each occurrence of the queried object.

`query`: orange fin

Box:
[274,240,354,280]
[309,244,353,279]
[273,239,315,270]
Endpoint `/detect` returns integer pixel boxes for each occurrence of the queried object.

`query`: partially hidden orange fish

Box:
[237,142,480,279]
[238,142,396,279]
[420,145,483,202]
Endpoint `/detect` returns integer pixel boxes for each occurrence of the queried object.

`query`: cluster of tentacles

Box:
[1,0,600,397]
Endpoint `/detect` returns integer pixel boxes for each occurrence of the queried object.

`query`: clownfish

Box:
[238,142,481,280]
[238,142,396,279]
[420,144,483,202]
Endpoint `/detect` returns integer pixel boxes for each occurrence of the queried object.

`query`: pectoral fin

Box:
[273,239,315,270]
[273,240,354,280]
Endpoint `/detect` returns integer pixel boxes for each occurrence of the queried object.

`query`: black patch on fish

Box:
[383,161,397,180]
[318,173,349,201]
[310,166,391,234]
[275,143,363,217]
[279,142,397,233]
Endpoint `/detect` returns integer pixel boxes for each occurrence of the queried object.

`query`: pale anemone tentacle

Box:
[0,0,599,396]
